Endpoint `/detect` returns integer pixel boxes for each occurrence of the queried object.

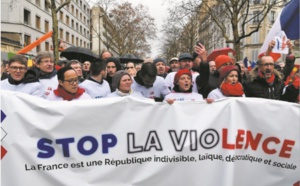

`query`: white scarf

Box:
[116,88,133,97]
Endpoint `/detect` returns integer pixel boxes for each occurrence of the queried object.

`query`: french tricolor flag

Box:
[258,0,299,61]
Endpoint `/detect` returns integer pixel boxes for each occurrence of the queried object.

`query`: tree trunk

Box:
[51,11,59,64]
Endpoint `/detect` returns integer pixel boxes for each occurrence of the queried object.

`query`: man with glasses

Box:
[32,51,58,98]
[1,55,44,97]
[243,55,298,102]
[46,66,91,101]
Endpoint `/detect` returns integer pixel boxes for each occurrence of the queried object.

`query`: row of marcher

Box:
[1,41,299,103]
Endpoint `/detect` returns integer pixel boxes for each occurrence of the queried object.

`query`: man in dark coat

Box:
[243,55,298,102]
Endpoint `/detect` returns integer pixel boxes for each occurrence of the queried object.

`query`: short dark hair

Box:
[57,66,76,81]
[90,59,106,76]
[8,55,28,67]
[140,62,157,78]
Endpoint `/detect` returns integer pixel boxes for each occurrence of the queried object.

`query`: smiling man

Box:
[1,55,44,97]
[46,66,91,101]
[31,51,58,98]
[243,55,298,102]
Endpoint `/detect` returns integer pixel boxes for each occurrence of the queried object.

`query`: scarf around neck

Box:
[258,70,275,85]
[54,85,85,101]
[220,81,244,97]
[116,88,132,97]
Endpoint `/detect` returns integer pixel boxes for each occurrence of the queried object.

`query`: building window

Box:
[60,28,63,39]
[45,42,49,51]
[80,0,82,8]
[71,5,74,14]
[252,11,260,24]
[59,11,63,21]
[45,20,49,32]
[76,9,78,17]
[44,0,49,12]
[72,35,74,44]
[80,39,82,47]
[76,23,78,31]
[83,16,86,25]
[251,49,259,61]
[24,9,31,25]
[80,13,82,21]
[66,15,70,25]
[84,41,86,48]
[66,32,70,42]
[24,35,31,47]
[71,19,74,28]
[76,37,78,46]
[269,11,276,24]
[87,43,89,49]
[35,15,41,30]
[36,0,41,7]
[253,0,261,4]
[87,20,89,27]
[80,25,82,34]
[251,31,259,44]
[36,38,41,52]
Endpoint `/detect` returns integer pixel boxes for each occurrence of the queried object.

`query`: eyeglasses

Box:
[261,63,274,67]
[64,78,79,85]
[9,66,27,71]
[126,67,134,70]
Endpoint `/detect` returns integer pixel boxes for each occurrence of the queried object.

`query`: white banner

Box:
[1,90,300,186]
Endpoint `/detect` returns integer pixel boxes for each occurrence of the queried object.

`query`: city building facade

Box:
[1,0,91,60]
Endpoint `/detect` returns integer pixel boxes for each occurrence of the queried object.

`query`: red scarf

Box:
[220,82,244,97]
[54,85,85,101]
[258,70,275,85]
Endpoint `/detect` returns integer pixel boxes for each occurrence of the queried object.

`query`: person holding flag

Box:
[265,39,295,81]
[258,0,299,61]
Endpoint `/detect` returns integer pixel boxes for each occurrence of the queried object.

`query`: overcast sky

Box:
[90,0,181,58]
[118,0,170,58]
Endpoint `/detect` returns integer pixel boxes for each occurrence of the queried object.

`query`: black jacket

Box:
[243,67,298,102]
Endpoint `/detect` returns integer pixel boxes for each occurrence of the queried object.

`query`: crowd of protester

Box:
[1,40,299,104]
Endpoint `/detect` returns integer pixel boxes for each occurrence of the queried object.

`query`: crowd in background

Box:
[1,41,299,104]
